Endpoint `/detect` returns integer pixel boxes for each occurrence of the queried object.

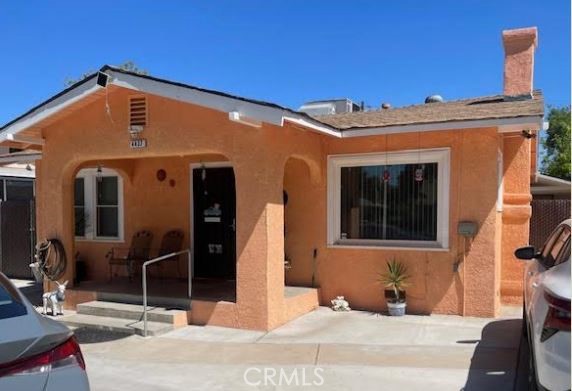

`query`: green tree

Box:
[542,107,571,181]
[64,61,148,86]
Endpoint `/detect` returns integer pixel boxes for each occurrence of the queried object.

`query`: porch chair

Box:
[107,230,153,281]
[152,230,185,279]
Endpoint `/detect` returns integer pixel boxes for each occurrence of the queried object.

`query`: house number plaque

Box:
[129,138,147,149]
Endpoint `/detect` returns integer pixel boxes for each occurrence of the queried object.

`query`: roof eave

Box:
[0,67,342,141]
[340,115,544,138]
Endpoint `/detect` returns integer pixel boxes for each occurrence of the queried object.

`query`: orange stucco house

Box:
[0,27,544,330]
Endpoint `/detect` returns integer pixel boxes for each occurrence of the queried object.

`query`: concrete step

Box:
[59,313,174,337]
[76,301,188,325]
[97,291,191,310]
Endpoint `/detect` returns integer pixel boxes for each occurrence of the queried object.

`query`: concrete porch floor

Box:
[71,278,316,304]
[74,277,238,302]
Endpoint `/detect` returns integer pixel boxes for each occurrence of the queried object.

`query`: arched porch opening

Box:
[283,155,322,288]
[69,153,237,306]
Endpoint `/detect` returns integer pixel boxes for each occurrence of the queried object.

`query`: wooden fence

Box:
[529,199,571,248]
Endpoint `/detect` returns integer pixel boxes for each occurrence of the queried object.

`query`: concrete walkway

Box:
[74,307,528,391]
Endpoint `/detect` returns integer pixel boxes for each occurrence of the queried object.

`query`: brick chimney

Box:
[502,27,538,96]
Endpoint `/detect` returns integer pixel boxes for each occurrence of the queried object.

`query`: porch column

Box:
[36,157,76,291]
[233,157,285,330]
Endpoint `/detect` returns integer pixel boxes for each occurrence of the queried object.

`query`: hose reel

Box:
[30,239,67,282]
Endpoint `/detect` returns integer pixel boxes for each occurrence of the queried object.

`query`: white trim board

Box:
[327,148,451,250]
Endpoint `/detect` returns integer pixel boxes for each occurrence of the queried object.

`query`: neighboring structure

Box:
[0,27,544,330]
[0,148,38,278]
[531,173,571,200]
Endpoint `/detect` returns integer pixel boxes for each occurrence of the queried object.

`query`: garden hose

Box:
[30,239,67,281]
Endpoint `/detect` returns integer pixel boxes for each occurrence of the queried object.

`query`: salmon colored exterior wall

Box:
[284,129,502,317]
[32,81,536,328]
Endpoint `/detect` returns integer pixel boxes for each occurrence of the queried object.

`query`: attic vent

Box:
[129,96,147,128]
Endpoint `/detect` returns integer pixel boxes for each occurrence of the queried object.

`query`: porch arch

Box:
[283,156,322,288]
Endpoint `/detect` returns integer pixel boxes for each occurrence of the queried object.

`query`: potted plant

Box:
[378,259,410,316]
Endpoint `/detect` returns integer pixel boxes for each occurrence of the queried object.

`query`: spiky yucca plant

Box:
[378,259,410,303]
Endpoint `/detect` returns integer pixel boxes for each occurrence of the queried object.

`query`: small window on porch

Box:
[75,168,123,241]
[74,178,86,237]
[96,177,119,237]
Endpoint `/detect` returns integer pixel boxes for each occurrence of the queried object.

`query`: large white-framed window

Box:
[327,148,450,250]
[74,168,124,242]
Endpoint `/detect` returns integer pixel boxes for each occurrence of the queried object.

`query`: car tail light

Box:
[541,291,571,342]
[0,337,85,378]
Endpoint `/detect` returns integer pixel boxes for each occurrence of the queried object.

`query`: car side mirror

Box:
[514,246,538,260]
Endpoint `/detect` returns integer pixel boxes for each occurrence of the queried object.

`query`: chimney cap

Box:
[502,27,538,48]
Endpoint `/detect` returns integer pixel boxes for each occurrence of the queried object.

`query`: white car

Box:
[516,219,571,391]
[0,273,90,390]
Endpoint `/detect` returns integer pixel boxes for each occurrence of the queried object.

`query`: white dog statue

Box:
[331,296,351,312]
[42,280,68,316]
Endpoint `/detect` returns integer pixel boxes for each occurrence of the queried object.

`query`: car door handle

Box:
[532,282,539,289]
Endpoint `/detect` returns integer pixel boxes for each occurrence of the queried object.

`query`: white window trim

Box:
[75,168,124,242]
[327,148,450,250]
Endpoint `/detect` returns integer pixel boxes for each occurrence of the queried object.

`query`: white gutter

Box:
[282,115,342,137]
[0,152,42,164]
[0,166,35,178]
[341,115,544,138]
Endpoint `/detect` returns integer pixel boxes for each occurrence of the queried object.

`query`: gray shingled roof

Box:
[314,91,544,130]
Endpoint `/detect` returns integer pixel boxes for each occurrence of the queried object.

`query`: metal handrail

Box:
[142,248,192,337]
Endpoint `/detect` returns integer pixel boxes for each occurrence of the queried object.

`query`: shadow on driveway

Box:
[73,327,133,344]
[462,319,529,391]
[13,278,43,306]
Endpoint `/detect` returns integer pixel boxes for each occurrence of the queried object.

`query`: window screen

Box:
[74,178,86,237]
[340,163,438,241]
[96,177,119,237]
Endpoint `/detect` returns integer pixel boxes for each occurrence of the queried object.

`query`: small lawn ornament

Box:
[42,280,68,316]
[331,296,351,312]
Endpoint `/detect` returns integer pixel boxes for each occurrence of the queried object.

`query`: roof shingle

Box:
[314,91,544,130]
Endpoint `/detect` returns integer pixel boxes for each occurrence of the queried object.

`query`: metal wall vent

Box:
[129,96,147,128]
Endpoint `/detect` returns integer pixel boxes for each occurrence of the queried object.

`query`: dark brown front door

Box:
[193,167,236,279]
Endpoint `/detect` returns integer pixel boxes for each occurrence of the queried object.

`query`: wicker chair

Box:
[153,230,185,278]
[107,230,153,281]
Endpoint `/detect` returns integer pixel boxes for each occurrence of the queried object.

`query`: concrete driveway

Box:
[74,307,529,391]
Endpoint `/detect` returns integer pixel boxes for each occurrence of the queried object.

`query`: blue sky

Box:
[0,1,569,126]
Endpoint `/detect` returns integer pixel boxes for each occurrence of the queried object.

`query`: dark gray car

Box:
[0,273,89,390]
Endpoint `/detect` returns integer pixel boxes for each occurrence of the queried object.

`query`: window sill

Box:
[327,243,450,252]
